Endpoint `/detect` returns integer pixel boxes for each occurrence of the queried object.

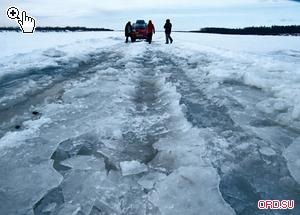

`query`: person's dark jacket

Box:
[164,22,172,34]
[125,22,133,37]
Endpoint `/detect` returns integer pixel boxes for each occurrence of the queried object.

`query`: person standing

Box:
[146,20,155,44]
[164,19,173,44]
[125,21,133,43]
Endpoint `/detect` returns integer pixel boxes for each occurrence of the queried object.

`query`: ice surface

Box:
[1,32,120,59]
[60,155,105,171]
[1,31,300,215]
[150,167,234,215]
[259,147,276,156]
[138,172,167,189]
[159,33,300,129]
[0,159,63,215]
[1,32,300,129]
[0,117,51,150]
[56,204,82,215]
[284,137,300,184]
[120,160,148,176]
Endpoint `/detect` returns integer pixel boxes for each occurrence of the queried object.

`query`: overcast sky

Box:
[2,0,300,30]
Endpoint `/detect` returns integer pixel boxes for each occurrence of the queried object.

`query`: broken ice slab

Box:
[0,159,63,215]
[51,133,106,172]
[33,187,64,215]
[149,167,235,215]
[120,160,148,176]
[60,169,121,214]
[138,172,167,190]
[259,146,276,156]
[96,142,157,172]
[56,203,82,215]
[60,155,105,171]
[90,200,120,215]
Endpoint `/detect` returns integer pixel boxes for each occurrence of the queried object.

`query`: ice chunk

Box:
[57,204,82,215]
[0,160,63,215]
[292,104,300,120]
[284,137,300,184]
[33,187,64,215]
[60,155,105,171]
[259,147,276,156]
[138,172,167,189]
[60,170,122,214]
[42,203,57,213]
[90,200,120,215]
[149,167,235,215]
[120,161,148,176]
[150,128,207,172]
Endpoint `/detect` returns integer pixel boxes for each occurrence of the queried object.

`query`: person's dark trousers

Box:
[147,33,153,44]
[165,33,173,44]
[126,36,130,43]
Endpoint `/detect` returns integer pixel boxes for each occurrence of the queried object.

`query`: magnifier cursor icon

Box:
[7,7,36,34]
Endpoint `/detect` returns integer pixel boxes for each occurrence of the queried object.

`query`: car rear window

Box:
[136,20,146,24]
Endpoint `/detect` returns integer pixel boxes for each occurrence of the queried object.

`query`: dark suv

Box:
[131,20,147,42]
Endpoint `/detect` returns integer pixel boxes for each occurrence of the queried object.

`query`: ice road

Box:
[0,32,300,215]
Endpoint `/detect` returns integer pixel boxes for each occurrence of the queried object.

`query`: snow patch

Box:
[0,117,51,150]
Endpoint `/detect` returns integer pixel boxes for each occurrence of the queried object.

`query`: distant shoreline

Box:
[1,25,300,36]
[0,27,114,32]
[189,25,300,36]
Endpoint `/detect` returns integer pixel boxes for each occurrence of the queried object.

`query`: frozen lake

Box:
[0,32,300,215]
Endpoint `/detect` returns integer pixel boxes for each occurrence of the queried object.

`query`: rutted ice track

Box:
[0,34,300,215]
[0,42,234,215]
[151,46,300,215]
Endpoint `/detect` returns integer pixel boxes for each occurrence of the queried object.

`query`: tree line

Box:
[191,25,300,36]
[0,26,113,32]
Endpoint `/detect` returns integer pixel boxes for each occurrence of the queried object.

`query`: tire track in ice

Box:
[32,45,234,215]
[131,48,235,215]
[153,47,300,215]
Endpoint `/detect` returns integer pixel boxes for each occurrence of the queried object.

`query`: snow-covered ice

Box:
[1,31,300,215]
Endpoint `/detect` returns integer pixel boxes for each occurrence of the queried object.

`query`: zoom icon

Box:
[7,6,36,34]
